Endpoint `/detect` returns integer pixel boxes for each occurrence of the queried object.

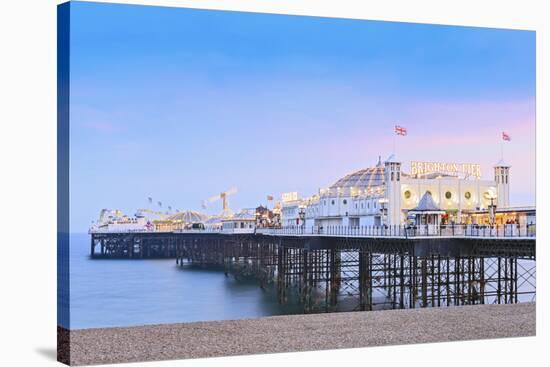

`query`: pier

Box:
[90,225,535,313]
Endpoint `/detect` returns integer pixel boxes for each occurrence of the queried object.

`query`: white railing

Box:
[89,228,155,234]
[166,228,256,234]
[91,224,535,238]
[256,224,536,238]
[175,228,222,234]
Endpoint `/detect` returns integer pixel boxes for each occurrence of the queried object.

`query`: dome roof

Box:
[330,164,385,190]
[166,210,209,223]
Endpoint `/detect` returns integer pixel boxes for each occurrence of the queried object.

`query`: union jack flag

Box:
[395,125,407,136]
[502,131,511,141]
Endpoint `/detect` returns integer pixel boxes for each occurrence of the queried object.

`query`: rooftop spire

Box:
[385,153,400,164]
[494,158,511,168]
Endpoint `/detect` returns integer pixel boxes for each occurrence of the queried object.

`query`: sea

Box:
[69,233,302,329]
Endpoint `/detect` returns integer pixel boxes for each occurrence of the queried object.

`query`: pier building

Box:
[90,154,534,235]
[221,209,256,231]
[283,155,516,229]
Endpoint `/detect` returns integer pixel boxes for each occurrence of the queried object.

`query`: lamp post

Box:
[298,206,306,225]
[488,196,497,226]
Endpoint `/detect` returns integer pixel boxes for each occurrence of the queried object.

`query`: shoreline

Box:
[59,302,535,366]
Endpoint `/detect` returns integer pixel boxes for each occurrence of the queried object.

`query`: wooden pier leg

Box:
[223,240,230,277]
[437,255,442,307]
[411,256,418,308]
[479,258,485,304]
[394,255,399,309]
[430,255,435,307]
[367,253,373,311]
[446,258,451,306]
[359,250,366,311]
[329,249,340,307]
[385,254,391,298]
[301,249,310,313]
[409,255,418,308]
[277,244,286,305]
[497,257,502,304]
[399,254,405,309]
[421,258,428,308]
[324,249,330,312]
[513,258,518,303]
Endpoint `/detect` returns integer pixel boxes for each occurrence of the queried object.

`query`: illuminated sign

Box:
[410,161,481,179]
[282,192,299,202]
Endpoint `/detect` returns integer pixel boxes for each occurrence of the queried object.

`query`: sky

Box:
[68,1,536,232]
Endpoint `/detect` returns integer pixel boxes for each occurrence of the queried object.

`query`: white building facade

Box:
[282,155,512,229]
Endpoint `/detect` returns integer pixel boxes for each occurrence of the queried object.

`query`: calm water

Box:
[70,233,302,329]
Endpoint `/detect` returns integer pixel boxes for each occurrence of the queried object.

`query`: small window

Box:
[445,191,452,199]
[343,199,347,205]
[465,191,471,200]
[331,200,335,205]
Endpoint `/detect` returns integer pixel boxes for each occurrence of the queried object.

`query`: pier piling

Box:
[89,232,536,313]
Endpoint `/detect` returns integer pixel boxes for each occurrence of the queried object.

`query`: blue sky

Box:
[68,1,536,231]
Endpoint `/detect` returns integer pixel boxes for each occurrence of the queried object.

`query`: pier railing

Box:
[255,223,536,238]
[90,223,535,238]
